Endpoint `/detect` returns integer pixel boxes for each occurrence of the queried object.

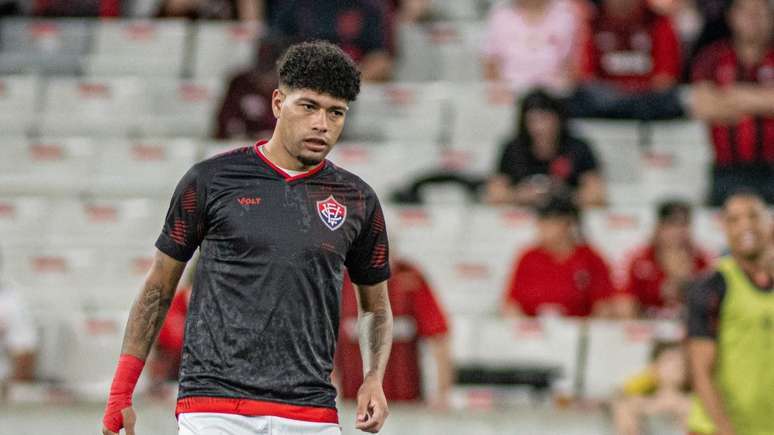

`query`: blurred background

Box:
[0,0,772,434]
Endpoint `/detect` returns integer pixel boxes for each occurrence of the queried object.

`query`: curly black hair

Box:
[277,40,362,102]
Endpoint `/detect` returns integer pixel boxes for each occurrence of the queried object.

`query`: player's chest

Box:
[207,181,363,257]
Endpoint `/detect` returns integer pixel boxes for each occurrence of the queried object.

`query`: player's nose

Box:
[311,109,329,133]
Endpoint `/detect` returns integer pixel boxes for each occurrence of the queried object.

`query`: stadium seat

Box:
[431,0,481,20]
[0,196,52,246]
[40,77,146,136]
[474,317,582,395]
[191,22,262,79]
[138,78,223,138]
[93,137,200,197]
[346,83,448,143]
[0,137,98,196]
[583,320,658,399]
[0,75,39,135]
[47,198,164,248]
[88,19,187,77]
[641,121,712,204]
[0,18,92,75]
[572,120,643,185]
[85,245,157,310]
[447,82,516,175]
[434,22,485,82]
[393,23,441,82]
[693,208,725,257]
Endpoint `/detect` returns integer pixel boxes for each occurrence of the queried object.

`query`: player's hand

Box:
[355,374,389,433]
[102,406,137,435]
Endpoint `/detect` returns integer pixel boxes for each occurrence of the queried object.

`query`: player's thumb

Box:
[123,408,137,435]
[355,394,369,422]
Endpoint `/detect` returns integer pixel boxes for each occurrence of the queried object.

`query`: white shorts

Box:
[178,413,342,435]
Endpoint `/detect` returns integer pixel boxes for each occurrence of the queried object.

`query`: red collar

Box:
[253,140,326,182]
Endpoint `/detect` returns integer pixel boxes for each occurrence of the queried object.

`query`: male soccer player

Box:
[101,41,393,435]
[687,190,774,435]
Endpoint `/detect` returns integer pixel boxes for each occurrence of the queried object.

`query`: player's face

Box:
[656,217,691,249]
[723,196,772,260]
[272,87,349,166]
[729,0,773,44]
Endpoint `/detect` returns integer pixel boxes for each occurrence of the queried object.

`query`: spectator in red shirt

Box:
[503,196,618,317]
[213,35,288,140]
[689,0,774,206]
[335,260,453,409]
[567,0,686,119]
[34,0,120,16]
[581,0,681,92]
[623,200,709,319]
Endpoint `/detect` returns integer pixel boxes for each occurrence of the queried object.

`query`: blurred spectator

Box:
[502,196,619,317]
[336,260,452,409]
[157,0,260,20]
[567,0,686,119]
[213,36,288,140]
[0,258,38,397]
[581,0,681,92]
[485,89,606,208]
[33,0,121,16]
[395,0,438,24]
[480,0,582,93]
[623,200,709,319]
[689,0,774,206]
[612,341,691,435]
[272,0,393,81]
[687,0,731,63]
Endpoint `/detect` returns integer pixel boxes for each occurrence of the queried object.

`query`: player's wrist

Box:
[103,354,145,432]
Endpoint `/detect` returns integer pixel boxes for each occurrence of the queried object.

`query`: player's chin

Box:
[298,148,329,166]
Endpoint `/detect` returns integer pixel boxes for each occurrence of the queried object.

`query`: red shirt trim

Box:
[176,397,339,424]
[253,140,327,182]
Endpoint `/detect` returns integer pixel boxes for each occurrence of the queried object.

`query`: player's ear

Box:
[271,89,284,118]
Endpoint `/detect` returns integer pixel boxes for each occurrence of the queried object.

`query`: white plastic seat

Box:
[138,78,223,137]
[0,75,39,135]
[40,77,146,136]
[93,137,199,197]
[572,120,643,185]
[583,320,658,399]
[583,207,653,281]
[0,196,53,246]
[0,137,98,196]
[430,0,481,20]
[0,18,91,74]
[191,22,261,78]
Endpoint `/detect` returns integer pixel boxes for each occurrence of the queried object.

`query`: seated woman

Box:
[484,89,606,208]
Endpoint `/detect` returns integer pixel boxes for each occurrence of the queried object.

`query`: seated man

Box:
[689,0,774,205]
[502,196,617,317]
[623,200,710,319]
[336,259,452,409]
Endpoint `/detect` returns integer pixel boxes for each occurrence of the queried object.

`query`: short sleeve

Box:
[155,164,208,262]
[650,17,681,80]
[571,138,600,175]
[345,192,391,285]
[686,271,726,339]
[497,139,524,182]
[411,271,449,337]
[1,290,38,352]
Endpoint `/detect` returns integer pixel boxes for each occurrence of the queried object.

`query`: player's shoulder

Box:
[689,269,727,300]
[190,145,255,176]
[325,160,380,197]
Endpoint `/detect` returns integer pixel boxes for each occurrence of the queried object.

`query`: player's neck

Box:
[263,138,313,172]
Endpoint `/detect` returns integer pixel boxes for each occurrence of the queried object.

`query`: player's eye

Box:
[302,104,315,111]
[330,110,345,118]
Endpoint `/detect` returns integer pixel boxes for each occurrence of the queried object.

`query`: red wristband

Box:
[103,354,145,432]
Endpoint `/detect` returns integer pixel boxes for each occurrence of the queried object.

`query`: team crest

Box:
[317,195,347,231]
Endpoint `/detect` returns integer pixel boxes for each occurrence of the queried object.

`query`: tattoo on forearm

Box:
[358,290,393,377]
[121,283,174,357]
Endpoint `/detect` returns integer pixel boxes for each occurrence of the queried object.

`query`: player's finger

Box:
[102,428,117,435]
[368,401,388,432]
[355,395,370,423]
[123,408,137,435]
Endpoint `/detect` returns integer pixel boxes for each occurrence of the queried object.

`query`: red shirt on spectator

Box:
[581,2,680,92]
[691,40,774,168]
[335,261,448,401]
[505,244,615,317]
[624,245,708,314]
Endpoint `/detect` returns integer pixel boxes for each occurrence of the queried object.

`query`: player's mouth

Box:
[303,138,328,152]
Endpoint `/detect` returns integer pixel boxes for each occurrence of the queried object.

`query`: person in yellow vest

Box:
[686,190,774,435]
